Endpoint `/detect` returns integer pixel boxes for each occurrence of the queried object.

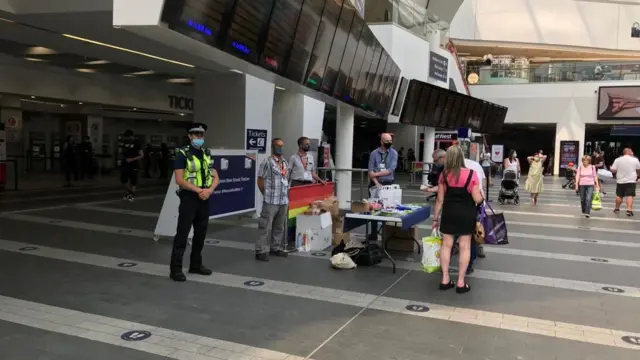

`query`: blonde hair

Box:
[445,145,466,182]
[581,155,592,164]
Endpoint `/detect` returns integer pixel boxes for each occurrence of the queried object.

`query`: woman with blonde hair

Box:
[432,146,484,294]
[575,154,599,218]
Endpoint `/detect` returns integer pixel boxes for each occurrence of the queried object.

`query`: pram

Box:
[562,167,576,189]
[498,170,520,205]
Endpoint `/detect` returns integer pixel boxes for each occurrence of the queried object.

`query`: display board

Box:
[398,79,507,134]
[559,141,579,170]
[161,0,236,46]
[223,0,275,63]
[598,86,640,120]
[320,4,356,95]
[305,0,343,90]
[154,149,257,240]
[333,15,365,99]
[282,0,325,82]
[260,0,304,73]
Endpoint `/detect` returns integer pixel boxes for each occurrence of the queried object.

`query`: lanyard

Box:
[381,151,389,166]
[298,152,308,170]
[273,156,286,176]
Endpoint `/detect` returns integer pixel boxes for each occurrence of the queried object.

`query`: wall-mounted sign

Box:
[632,22,640,38]
[168,95,194,111]
[435,133,456,141]
[559,140,579,170]
[232,41,251,55]
[246,129,267,153]
[428,52,449,83]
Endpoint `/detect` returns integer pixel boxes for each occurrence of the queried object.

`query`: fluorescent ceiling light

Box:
[30,96,35,99]
[130,70,155,75]
[123,74,136,77]
[25,46,57,55]
[166,78,193,84]
[230,69,243,74]
[85,60,110,65]
[62,34,194,68]
[24,57,47,62]
[78,102,83,105]
[76,68,96,73]
[275,86,286,91]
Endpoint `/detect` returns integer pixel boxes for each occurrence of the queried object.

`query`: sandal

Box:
[614,209,620,214]
[439,280,455,291]
[627,211,634,217]
[456,283,471,294]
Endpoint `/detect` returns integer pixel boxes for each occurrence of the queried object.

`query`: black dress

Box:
[440,170,477,236]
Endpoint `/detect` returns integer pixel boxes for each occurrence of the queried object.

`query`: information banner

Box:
[154,149,257,240]
[491,144,504,163]
[559,141,579,170]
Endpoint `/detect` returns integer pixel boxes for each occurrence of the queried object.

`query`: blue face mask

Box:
[273,147,284,155]
[191,139,204,148]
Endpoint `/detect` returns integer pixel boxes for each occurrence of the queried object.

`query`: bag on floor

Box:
[481,203,509,245]
[330,253,357,270]
[349,243,383,266]
[592,191,602,211]
[421,230,442,273]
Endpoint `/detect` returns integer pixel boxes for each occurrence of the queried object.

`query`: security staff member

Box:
[169,123,219,282]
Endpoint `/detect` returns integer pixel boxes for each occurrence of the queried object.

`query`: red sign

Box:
[264,56,278,69]
[7,117,17,127]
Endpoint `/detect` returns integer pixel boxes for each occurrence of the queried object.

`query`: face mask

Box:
[191,139,204,148]
[274,147,284,155]
[301,145,310,152]
[513,153,517,158]
[383,142,392,149]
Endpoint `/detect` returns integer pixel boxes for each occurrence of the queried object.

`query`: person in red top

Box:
[432,145,484,294]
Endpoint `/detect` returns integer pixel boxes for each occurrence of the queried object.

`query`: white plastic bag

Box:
[421,230,442,273]
[597,169,613,179]
[331,253,357,269]
[379,185,395,207]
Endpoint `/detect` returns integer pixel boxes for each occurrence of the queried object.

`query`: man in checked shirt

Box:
[256,138,290,261]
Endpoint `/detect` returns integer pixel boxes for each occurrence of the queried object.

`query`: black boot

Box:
[170,271,186,282]
[188,265,212,275]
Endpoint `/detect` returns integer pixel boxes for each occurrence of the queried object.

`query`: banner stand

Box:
[154,149,257,242]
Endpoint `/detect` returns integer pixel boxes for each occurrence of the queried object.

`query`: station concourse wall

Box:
[470,80,640,175]
[451,0,640,52]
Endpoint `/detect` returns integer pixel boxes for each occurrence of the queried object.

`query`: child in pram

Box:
[562,162,578,195]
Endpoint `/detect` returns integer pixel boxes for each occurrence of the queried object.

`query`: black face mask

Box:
[301,145,310,152]
[383,142,392,149]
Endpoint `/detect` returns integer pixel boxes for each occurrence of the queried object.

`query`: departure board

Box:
[348,27,374,103]
[376,55,395,111]
[352,39,376,104]
[305,0,343,91]
[283,0,325,83]
[399,80,422,124]
[452,97,470,129]
[320,4,355,95]
[359,45,382,107]
[366,52,387,108]
[333,15,364,100]
[383,66,401,113]
[260,0,304,73]
[223,0,275,63]
[161,0,236,47]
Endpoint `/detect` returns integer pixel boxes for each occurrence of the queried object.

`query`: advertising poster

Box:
[559,141,579,169]
[491,145,504,163]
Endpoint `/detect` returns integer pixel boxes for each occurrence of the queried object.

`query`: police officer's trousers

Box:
[170,191,210,273]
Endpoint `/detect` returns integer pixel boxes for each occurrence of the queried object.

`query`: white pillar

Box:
[422,126,435,184]
[272,92,325,158]
[335,103,354,209]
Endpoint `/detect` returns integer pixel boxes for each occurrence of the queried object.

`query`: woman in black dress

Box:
[432,146,484,294]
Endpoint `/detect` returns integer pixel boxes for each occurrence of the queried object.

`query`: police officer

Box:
[169,123,219,282]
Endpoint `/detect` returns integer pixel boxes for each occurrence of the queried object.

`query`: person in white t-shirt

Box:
[610,148,640,216]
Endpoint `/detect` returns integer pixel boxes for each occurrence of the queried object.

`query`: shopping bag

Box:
[480,203,509,245]
[474,221,485,244]
[421,230,442,273]
[592,191,602,211]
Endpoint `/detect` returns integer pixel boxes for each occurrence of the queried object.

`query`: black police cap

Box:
[187,123,208,133]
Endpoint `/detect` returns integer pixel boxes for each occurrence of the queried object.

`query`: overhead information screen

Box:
[283,0,325,82]
[305,0,343,91]
[352,40,376,105]
[320,4,355,95]
[399,80,421,124]
[161,0,236,46]
[333,15,364,100]
[260,0,304,73]
[223,0,274,63]
[349,28,374,104]
[367,53,388,108]
[360,46,382,107]
[383,67,401,113]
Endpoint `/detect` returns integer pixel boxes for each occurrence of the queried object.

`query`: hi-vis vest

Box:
[177,146,213,188]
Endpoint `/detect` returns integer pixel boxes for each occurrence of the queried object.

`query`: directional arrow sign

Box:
[246,129,267,153]
[249,139,256,145]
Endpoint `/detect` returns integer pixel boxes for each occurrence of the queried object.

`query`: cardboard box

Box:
[351,201,369,213]
[382,224,418,252]
[321,196,339,219]
[332,216,344,234]
[295,212,332,252]
[332,232,350,246]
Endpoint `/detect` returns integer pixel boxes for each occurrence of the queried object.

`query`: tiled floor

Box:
[1,175,640,359]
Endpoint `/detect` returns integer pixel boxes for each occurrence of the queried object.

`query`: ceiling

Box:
[453,40,640,62]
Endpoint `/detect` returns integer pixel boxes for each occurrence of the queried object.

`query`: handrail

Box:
[446,40,471,95]
[317,167,369,200]
[466,62,640,85]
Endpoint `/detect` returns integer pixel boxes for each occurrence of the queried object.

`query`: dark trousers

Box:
[64,158,78,183]
[368,179,394,240]
[170,191,210,273]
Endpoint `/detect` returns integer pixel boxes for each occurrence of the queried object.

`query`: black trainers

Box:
[269,250,288,257]
[255,253,269,261]
[188,265,212,275]
[627,211,634,217]
[170,271,186,282]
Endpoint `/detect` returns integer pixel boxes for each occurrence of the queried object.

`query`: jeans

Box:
[451,236,477,267]
[578,185,594,215]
